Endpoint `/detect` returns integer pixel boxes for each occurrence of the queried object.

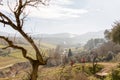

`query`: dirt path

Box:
[0,64,14,70]
[96,62,118,77]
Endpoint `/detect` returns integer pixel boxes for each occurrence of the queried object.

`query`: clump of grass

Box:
[37,63,104,80]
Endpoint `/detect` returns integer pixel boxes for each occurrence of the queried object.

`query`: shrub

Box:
[85,64,103,75]
[105,63,120,80]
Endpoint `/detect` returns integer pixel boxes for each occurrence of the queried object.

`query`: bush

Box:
[37,63,103,80]
[111,68,120,80]
[89,76,100,80]
[105,63,120,80]
[85,64,103,75]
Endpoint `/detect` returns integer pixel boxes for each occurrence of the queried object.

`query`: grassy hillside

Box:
[0,56,26,68]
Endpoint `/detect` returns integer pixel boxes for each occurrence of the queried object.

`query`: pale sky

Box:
[0,0,120,34]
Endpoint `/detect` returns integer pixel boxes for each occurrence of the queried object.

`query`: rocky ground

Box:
[0,62,31,78]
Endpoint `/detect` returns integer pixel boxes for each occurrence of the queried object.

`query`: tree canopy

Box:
[110,22,120,44]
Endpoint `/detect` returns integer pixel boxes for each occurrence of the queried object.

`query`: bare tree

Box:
[0,0,49,80]
[90,50,98,74]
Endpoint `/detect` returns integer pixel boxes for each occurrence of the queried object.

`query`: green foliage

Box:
[114,53,120,62]
[84,38,105,50]
[104,29,111,40]
[89,76,100,80]
[105,63,120,80]
[66,64,103,76]
[111,68,120,80]
[37,63,104,80]
[111,22,120,44]
[85,64,103,75]
[106,51,114,61]
[68,49,73,57]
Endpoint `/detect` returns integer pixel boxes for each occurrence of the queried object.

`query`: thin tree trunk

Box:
[93,58,96,74]
[93,60,97,74]
[31,60,40,80]
[93,63,95,74]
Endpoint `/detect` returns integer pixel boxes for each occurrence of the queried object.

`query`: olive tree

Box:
[0,0,50,80]
[110,21,120,44]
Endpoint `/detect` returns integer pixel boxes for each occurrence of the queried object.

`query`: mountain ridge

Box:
[0,30,105,45]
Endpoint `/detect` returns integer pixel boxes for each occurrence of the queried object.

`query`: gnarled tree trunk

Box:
[0,1,50,80]
[30,60,40,80]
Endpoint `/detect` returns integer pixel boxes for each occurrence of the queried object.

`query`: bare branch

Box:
[14,0,19,11]
[7,0,14,13]
[21,11,29,27]
[2,46,10,49]
[0,19,9,26]
[0,36,33,62]
[12,0,48,28]
[17,29,46,64]
[0,0,50,79]
[0,12,17,29]
[0,0,50,66]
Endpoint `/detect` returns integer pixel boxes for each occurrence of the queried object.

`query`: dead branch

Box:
[0,0,50,80]
[0,12,17,29]
[0,36,33,62]
[0,0,50,70]
[2,46,11,49]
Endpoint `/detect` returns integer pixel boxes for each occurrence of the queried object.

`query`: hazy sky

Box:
[0,0,120,34]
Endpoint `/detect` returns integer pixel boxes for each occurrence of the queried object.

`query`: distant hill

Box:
[0,30,105,47]
[33,30,105,46]
[0,31,13,37]
[33,33,77,38]
[33,33,74,46]
[73,30,104,44]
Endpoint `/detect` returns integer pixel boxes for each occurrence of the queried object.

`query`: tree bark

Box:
[30,60,40,80]
[92,58,97,74]
[0,1,49,80]
[18,29,45,64]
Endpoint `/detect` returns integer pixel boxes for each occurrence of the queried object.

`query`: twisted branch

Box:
[0,0,50,65]
[0,36,33,62]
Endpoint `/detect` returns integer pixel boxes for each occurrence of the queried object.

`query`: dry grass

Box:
[37,64,89,80]
[0,62,118,80]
